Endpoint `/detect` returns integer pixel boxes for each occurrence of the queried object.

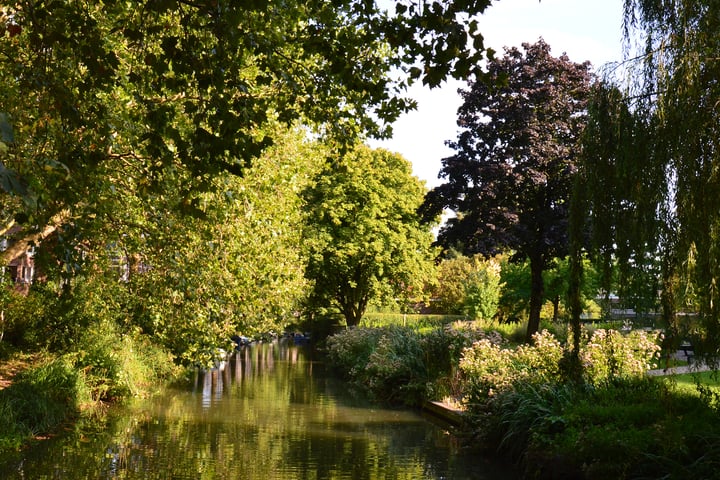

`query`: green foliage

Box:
[1,284,59,348]
[420,322,502,400]
[579,329,662,385]
[459,329,662,406]
[460,330,565,403]
[326,322,497,405]
[431,253,502,320]
[462,257,502,321]
[579,3,720,355]
[0,356,85,450]
[0,0,492,266]
[0,329,178,450]
[68,321,178,403]
[360,313,461,329]
[303,145,436,327]
[0,0,496,365]
[513,378,720,480]
[363,327,427,404]
[325,327,385,380]
[497,257,531,319]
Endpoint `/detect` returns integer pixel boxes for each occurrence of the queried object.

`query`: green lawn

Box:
[669,370,720,390]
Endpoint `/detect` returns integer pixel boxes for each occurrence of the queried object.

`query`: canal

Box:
[0,342,517,479]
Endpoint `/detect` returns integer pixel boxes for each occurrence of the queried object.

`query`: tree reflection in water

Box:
[0,342,517,479]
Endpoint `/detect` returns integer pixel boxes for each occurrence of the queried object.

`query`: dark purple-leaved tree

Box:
[422,39,592,341]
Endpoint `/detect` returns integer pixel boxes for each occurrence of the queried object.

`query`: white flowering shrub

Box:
[459,330,564,403]
[459,329,663,407]
[580,329,662,385]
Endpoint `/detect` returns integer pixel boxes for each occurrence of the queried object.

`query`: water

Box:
[0,342,517,479]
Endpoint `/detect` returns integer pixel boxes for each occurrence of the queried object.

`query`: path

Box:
[647,350,713,376]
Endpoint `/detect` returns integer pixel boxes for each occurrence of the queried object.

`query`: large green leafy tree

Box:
[0,0,494,263]
[0,1,497,356]
[132,127,320,364]
[422,39,592,340]
[303,145,436,327]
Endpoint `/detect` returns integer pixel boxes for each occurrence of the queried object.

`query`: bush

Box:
[2,284,60,348]
[326,327,384,379]
[69,320,177,403]
[460,330,564,404]
[364,327,427,404]
[460,328,662,407]
[580,329,662,385]
[421,322,502,381]
[327,323,502,405]
[327,326,427,404]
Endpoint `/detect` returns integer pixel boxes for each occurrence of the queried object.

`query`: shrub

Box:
[459,330,564,404]
[363,326,427,404]
[68,320,177,403]
[326,324,495,405]
[326,327,384,380]
[580,329,662,385]
[421,322,503,379]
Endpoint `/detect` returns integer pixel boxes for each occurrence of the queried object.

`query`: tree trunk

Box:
[552,295,560,323]
[340,298,366,328]
[526,254,545,342]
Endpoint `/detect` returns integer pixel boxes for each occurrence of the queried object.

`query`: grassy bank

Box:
[325,322,720,479]
[0,324,181,451]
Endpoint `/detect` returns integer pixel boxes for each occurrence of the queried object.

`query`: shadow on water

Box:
[0,341,519,479]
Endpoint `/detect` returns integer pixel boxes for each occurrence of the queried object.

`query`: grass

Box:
[666,370,720,392]
[650,355,690,370]
[489,377,720,479]
[360,313,464,329]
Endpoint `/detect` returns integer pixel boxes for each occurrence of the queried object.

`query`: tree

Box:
[431,252,502,320]
[0,0,494,271]
[126,126,322,364]
[571,0,720,357]
[303,145,436,327]
[0,0,497,354]
[422,39,592,341]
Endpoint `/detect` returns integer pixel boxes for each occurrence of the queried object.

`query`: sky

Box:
[370,0,626,188]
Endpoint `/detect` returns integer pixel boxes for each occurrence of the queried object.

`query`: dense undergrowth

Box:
[326,321,720,479]
[0,322,180,451]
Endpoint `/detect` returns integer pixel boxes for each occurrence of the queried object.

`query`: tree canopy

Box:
[422,39,592,340]
[0,0,494,271]
[0,1,498,360]
[303,145,436,327]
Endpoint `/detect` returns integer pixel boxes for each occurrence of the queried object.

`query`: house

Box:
[0,231,35,294]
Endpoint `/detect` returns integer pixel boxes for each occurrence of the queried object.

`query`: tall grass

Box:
[0,323,180,451]
[360,313,463,329]
[0,355,85,450]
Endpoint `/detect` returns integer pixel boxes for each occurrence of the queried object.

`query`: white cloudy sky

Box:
[370,0,626,188]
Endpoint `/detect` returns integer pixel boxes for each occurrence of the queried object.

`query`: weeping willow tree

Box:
[570,1,720,362]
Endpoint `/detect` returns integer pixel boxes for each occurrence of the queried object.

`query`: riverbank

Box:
[0,335,181,452]
[325,324,720,479]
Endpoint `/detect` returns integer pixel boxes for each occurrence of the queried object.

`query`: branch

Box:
[1,209,70,264]
[0,219,16,238]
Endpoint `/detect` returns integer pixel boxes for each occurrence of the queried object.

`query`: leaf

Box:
[0,113,14,144]
[0,161,28,197]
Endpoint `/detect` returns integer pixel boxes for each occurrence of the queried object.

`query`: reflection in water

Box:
[0,341,517,479]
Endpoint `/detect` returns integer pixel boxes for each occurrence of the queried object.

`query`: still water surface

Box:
[0,342,517,479]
